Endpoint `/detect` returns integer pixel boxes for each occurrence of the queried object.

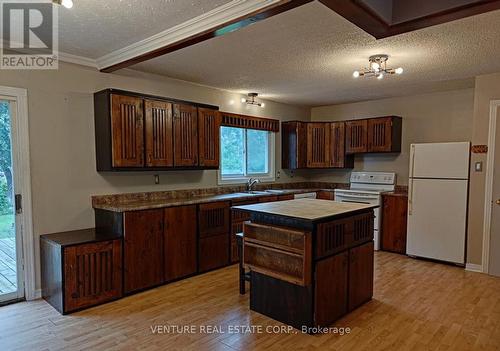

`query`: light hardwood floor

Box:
[1,252,500,351]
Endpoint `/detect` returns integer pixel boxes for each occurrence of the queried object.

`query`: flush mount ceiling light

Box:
[353,54,403,80]
[241,93,265,108]
[53,0,73,9]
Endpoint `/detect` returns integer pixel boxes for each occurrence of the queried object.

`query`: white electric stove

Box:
[334,172,396,250]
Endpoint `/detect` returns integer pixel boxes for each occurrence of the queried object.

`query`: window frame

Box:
[218,127,275,185]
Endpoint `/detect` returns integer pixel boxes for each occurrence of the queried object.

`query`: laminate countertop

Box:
[92,188,332,212]
[233,198,378,222]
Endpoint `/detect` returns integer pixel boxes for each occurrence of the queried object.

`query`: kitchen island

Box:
[233,198,377,331]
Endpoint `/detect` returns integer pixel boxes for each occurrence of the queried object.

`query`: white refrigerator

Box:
[407,142,470,265]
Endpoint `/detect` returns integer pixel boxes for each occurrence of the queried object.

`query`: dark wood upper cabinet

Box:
[282,121,307,170]
[110,94,145,167]
[381,193,408,254]
[145,100,173,167]
[282,121,353,170]
[123,209,164,294]
[164,205,197,281]
[330,122,354,168]
[173,103,199,167]
[345,119,368,154]
[307,123,330,168]
[94,89,219,171]
[198,108,221,168]
[367,116,402,153]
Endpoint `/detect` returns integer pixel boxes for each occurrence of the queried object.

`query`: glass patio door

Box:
[0,98,24,304]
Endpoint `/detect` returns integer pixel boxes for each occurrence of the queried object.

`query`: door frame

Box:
[0,85,36,301]
[482,100,500,274]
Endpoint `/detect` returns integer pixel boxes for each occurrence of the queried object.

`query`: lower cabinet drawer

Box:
[63,240,123,313]
[199,234,229,272]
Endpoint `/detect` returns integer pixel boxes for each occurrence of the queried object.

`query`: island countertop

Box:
[233,198,378,222]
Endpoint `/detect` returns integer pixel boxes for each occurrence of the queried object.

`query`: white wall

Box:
[0,62,310,289]
[310,89,475,185]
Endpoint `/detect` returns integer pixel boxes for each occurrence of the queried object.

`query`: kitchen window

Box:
[218,126,275,184]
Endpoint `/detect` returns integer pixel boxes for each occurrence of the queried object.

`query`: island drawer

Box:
[243,222,311,286]
[244,222,307,253]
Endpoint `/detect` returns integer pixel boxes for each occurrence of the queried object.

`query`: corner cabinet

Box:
[346,116,402,154]
[94,89,220,171]
[282,121,353,169]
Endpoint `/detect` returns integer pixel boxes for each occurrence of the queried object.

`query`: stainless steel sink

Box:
[240,191,269,195]
[264,189,287,194]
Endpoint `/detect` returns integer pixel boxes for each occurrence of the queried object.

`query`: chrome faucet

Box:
[246,178,260,191]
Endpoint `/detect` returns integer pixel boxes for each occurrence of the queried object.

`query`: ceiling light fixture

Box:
[53,0,74,9]
[353,54,403,79]
[242,93,265,108]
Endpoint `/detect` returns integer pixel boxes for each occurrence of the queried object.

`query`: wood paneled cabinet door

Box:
[367,117,392,152]
[198,202,230,272]
[198,108,221,168]
[306,123,330,168]
[110,94,144,167]
[173,103,199,166]
[345,120,368,154]
[145,100,173,167]
[123,209,164,293]
[63,240,122,313]
[164,205,197,281]
[348,241,374,311]
[381,194,408,254]
[314,251,348,327]
[330,122,354,168]
[367,116,402,153]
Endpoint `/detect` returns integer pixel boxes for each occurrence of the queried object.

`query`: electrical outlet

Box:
[154,174,160,184]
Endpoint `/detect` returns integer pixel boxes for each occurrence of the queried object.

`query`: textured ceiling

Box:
[128,1,500,106]
[59,0,231,58]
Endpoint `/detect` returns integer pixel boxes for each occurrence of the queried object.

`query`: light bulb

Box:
[377,73,384,80]
[395,67,404,75]
[260,103,265,108]
[353,71,360,78]
[371,62,380,71]
[61,0,73,8]
[241,98,246,103]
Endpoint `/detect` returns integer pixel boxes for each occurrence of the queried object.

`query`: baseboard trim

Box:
[465,263,483,273]
[31,289,42,300]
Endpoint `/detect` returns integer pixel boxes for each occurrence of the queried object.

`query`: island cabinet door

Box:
[123,210,164,294]
[348,241,374,311]
[164,205,197,281]
[314,252,348,327]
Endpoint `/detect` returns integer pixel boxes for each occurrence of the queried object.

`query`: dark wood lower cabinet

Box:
[41,229,123,314]
[123,209,164,293]
[164,205,197,281]
[199,234,229,272]
[381,193,408,254]
[314,252,348,326]
[348,241,374,311]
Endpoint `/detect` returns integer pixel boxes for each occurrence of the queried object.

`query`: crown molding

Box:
[58,52,97,68]
[96,0,284,71]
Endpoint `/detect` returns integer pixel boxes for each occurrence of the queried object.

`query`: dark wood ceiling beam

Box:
[318,0,500,39]
[100,0,313,73]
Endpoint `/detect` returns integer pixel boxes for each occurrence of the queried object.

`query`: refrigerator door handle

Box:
[408,178,413,215]
[409,144,416,178]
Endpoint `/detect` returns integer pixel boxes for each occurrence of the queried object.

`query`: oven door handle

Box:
[335,194,379,201]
